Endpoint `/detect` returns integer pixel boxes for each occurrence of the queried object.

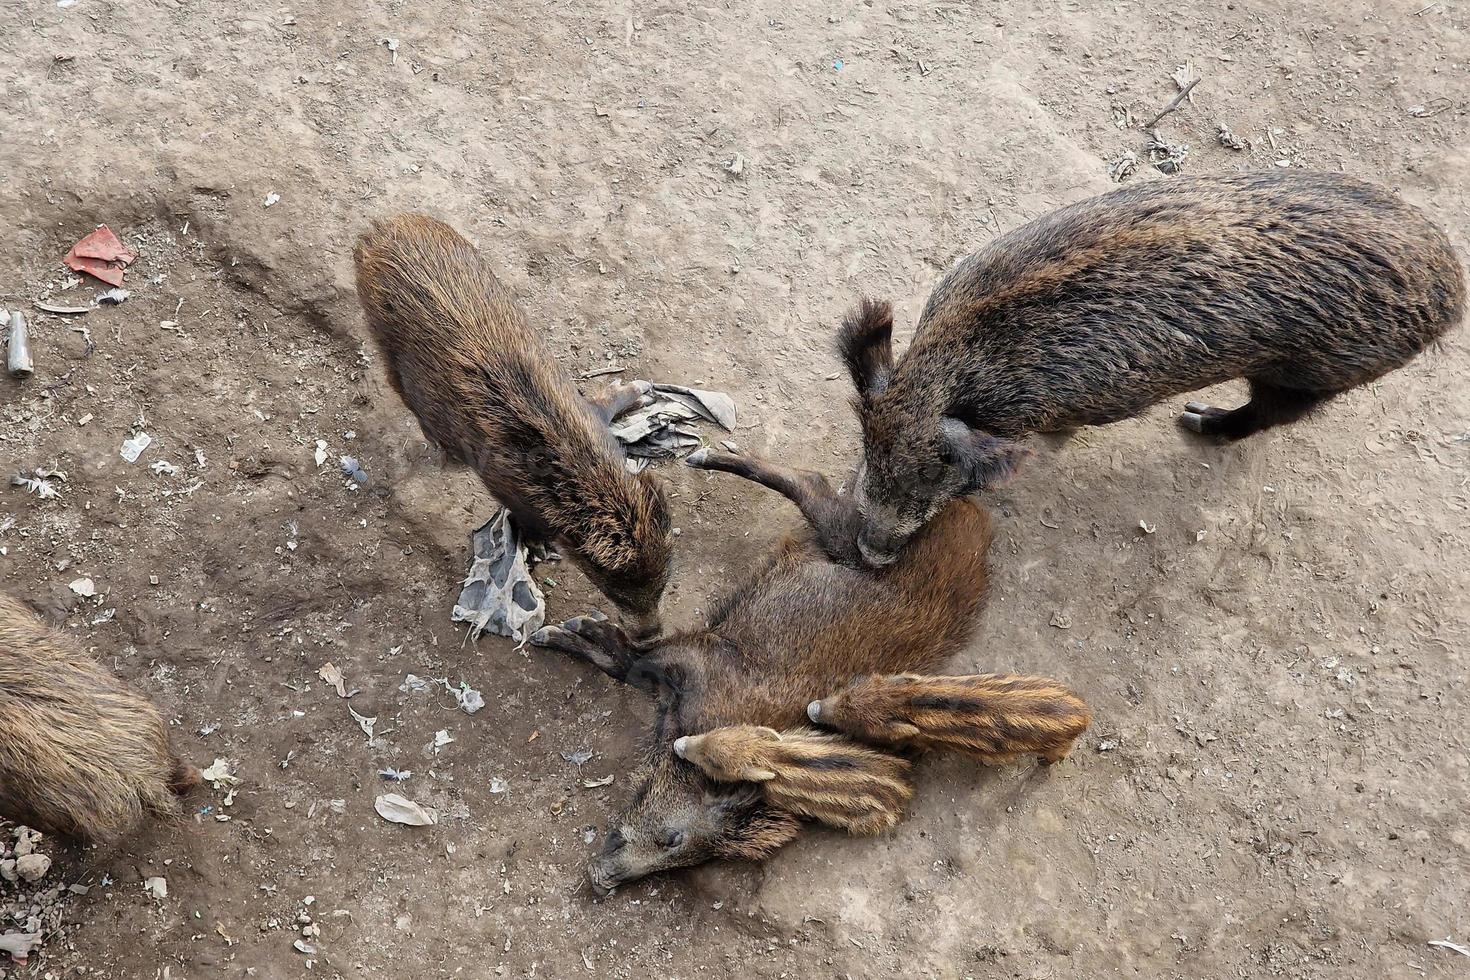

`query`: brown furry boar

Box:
[354,214,673,638]
[531,448,992,893]
[808,673,1092,765]
[673,725,913,835]
[842,171,1466,565]
[0,595,199,842]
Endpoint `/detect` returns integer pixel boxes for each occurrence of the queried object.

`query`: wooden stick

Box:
[1142,77,1201,130]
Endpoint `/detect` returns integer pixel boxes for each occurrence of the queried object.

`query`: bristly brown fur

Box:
[676,726,914,835]
[0,595,197,842]
[353,214,673,631]
[837,297,895,402]
[812,673,1092,765]
[534,453,994,890]
[845,170,1468,565]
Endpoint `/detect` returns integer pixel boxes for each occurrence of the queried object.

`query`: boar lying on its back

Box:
[0,595,198,842]
[534,447,993,892]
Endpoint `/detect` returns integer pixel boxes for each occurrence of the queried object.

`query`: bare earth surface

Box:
[1,1,1467,977]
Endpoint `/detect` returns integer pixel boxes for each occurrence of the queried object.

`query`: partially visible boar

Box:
[808,673,1092,765]
[673,725,913,835]
[0,595,198,842]
[532,448,993,892]
[843,171,1466,565]
[354,214,673,638]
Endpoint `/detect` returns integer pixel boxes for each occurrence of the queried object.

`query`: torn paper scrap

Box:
[610,382,736,461]
[451,508,545,642]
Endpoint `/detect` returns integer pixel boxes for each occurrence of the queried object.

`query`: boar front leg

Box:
[530,612,648,685]
[583,379,652,425]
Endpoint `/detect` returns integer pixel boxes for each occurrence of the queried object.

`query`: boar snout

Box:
[806,700,824,723]
[855,528,902,568]
[623,610,663,643]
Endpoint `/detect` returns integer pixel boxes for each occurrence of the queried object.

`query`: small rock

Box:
[15,854,50,883]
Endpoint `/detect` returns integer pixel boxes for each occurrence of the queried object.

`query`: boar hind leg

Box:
[584,379,652,424]
[1180,381,1333,440]
[685,448,836,512]
[530,613,644,683]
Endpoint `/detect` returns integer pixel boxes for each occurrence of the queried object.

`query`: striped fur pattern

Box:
[353,214,673,638]
[809,673,1092,765]
[0,595,199,842]
[674,726,913,835]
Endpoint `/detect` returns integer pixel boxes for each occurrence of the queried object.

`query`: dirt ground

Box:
[1,0,1467,977]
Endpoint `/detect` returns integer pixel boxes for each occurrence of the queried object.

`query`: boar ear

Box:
[837,298,895,400]
[753,726,782,742]
[739,766,778,783]
[939,417,1029,492]
[886,721,923,740]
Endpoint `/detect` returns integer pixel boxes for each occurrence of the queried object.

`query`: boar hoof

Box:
[684,448,711,467]
[1179,403,1230,434]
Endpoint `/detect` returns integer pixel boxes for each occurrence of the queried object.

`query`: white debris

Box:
[349,706,377,741]
[201,758,240,790]
[68,577,97,597]
[119,432,153,463]
[375,793,438,827]
[15,853,50,883]
[144,876,168,900]
[399,674,431,694]
[318,662,347,698]
[314,440,328,467]
[451,509,545,643]
[150,460,181,477]
[263,192,281,208]
[489,777,509,794]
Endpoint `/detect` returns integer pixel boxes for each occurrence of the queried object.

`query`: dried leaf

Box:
[318,662,347,698]
[375,793,439,827]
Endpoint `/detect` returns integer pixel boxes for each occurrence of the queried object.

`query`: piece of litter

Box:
[201,758,240,790]
[263,192,281,208]
[340,455,368,484]
[431,729,454,752]
[610,382,737,461]
[143,876,168,900]
[582,774,615,789]
[454,684,485,715]
[32,301,90,315]
[318,663,347,698]
[68,577,96,598]
[150,460,181,477]
[293,940,317,955]
[375,793,438,827]
[120,431,153,463]
[725,152,745,176]
[7,311,33,379]
[399,674,431,694]
[12,474,61,499]
[1138,520,1156,534]
[1216,123,1249,150]
[314,440,328,466]
[1429,940,1470,958]
[380,37,399,62]
[349,706,377,741]
[489,777,509,794]
[561,749,593,766]
[96,287,129,305]
[379,768,412,782]
[63,225,136,287]
[451,509,546,643]
[833,58,844,70]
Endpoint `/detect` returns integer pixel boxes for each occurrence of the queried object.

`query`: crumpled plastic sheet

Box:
[610,383,736,464]
[451,508,545,643]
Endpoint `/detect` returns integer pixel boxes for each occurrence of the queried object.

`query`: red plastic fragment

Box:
[63,225,136,286]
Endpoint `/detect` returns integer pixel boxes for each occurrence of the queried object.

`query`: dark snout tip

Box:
[807,700,823,724]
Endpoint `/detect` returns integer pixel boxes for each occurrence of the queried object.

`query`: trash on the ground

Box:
[143,876,168,900]
[561,749,593,766]
[725,152,745,176]
[1139,520,1157,534]
[201,758,240,790]
[451,508,546,643]
[314,440,328,466]
[489,776,509,794]
[379,768,412,782]
[444,680,485,714]
[1144,132,1189,174]
[1216,123,1249,150]
[68,577,96,598]
[263,192,281,208]
[96,288,129,305]
[375,793,438,827]
[379,37,399,62]
[339,455,367,485]
[1108,150,1139,182]
[64,226,136,287]
[150,460,180,477]
[318,662,348,698]
[1407,99,1452,118]
[11,472,61,500]
[611,382,737,460]
[32,302,89,315]
[0,932,41,963]
[349,706,377,741]
[1429,939,1470,958]
[6,312,33,379]
[582,774,615,789]
[120,431,153,463]
[399,674,431,694]
[293,940,317,955]
[431,729,454,752]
